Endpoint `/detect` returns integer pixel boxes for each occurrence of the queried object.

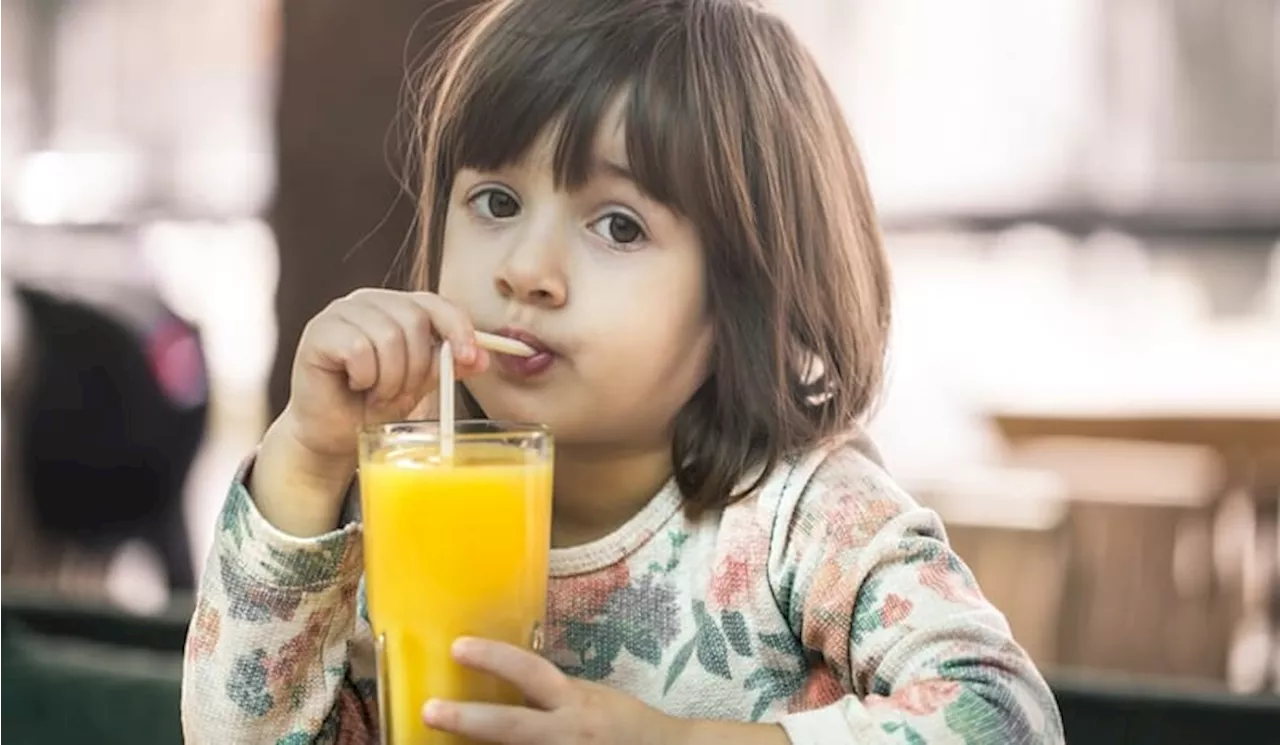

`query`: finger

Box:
[377,297,437,401]
[330,302,408,403]
[453,345,490,377]
[405,292,479,365]
[452,638,571,710]
[308,317,378,393]
[422,699,545,745]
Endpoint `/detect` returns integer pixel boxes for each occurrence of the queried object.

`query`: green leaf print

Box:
[583,631,624,680]
[692,601,731,680]
[773,565,803,631]
[356,577,369,624]
[565,585,675,677]
[663,637,697,695]
[664,530,690,572]
[563,619,596,656]
[266,542,349,590]
[561,619,627,681]
[221,485,251,549]
[883,721,928,745]
[276,733,312,745]
[721,609,753,657]
[851,575,885,646]
[624,627,663,666]
[943,688,1008,745]
[758,631,802,655]
[226,649,273,717]
[744,666,805,721]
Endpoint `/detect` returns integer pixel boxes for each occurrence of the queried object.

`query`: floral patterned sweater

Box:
[182,436,1064,744]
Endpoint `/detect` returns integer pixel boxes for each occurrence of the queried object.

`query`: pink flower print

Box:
[709,554,752,608]
[790,660,846,712]
[879,593,913,628]
[267,610,327,710]
[918,556,985,607]
[801,490,904,565]
[867,679,962,716]
[186,597,221,661]
[551,561,631,620]
[800,558,853,664]
[708,510,771,610]
[546,562,631,647]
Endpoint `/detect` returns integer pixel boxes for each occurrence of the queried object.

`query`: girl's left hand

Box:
[422,637,685,745]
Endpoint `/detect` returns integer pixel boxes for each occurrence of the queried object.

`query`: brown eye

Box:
[470,188,520,219]
[608,215,642,243]
[590,212,646,247]
[486,190,519,218]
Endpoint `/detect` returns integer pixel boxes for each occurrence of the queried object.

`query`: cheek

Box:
[584,269,711,392]
[436,217,490,300]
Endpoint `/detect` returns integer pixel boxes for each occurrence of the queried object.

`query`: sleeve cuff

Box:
[778,700,877,745]
[213,455,364,592]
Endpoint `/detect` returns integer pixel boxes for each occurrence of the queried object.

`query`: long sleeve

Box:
[771,447,1064,745]
[181,465,380,744]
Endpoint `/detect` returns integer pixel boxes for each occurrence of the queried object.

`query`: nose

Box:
[494,233,568,308]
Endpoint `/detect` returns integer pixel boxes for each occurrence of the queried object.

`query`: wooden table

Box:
[991,409,1280,691]
[992,412,1280,458]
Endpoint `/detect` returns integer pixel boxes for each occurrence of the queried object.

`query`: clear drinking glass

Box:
[358,420,553,745]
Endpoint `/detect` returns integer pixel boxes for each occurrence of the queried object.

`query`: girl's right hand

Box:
[252,289,489,537]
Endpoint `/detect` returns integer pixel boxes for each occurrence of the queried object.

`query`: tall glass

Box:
[358,421,554,745]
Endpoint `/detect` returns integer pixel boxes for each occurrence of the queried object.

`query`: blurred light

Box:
[105,540,169,615]
[832,0,1098,215]
[16,150,143,224]
[1228,615,1273,694]
[173,149,273,218]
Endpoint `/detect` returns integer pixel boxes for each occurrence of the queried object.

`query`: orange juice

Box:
[360,430,553,745]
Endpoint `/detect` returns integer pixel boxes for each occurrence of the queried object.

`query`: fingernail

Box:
[422,699,445,723]
[458,342,477,364]
[452,637,475,657]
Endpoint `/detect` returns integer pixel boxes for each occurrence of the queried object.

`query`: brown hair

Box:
[408,0,891,513]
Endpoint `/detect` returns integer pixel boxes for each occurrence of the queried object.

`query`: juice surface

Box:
[360,443,552,745]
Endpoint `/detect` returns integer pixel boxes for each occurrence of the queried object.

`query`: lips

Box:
[492,326,557,379]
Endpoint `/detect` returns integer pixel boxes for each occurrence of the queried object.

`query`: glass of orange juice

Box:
[358,420,553,745]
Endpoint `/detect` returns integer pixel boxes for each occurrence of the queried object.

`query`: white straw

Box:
[475,331,536,358]
[439,341,455,461]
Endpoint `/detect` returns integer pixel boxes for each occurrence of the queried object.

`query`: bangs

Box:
[435,0,700,213]
[416,0,892,515]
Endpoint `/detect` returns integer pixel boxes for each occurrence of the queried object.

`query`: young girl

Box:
[182,0,1064,742]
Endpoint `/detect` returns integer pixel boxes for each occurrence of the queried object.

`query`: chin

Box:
[467,379,549,427]
[466,377,630,446]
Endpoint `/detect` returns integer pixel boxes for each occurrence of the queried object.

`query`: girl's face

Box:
[437,101,714,448]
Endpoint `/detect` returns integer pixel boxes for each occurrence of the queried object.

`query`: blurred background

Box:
[2,0,1278,742]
